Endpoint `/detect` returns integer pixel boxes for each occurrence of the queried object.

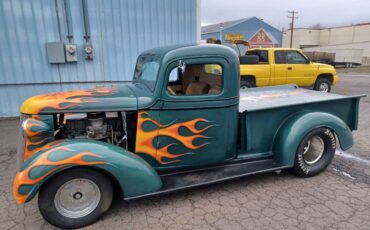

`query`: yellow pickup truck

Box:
[239,48,339,92]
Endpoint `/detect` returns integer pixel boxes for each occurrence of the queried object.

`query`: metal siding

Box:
[0,0,197,117]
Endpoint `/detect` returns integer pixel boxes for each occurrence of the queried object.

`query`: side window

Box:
[274,51,286,64]
[167,63,223,96]
[246,50,269,63]
[286,51,308,64]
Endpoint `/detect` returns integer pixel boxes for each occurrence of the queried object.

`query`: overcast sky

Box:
[201,0,370,30]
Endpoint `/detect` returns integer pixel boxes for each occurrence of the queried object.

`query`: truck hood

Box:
[20,83,155,114]
[312,62,335,70]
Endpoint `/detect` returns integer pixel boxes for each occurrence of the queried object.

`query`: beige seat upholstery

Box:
[208,85,222,94]
[185,81,210,95]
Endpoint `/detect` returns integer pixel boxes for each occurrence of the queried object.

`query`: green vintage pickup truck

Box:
[14,44,363,228]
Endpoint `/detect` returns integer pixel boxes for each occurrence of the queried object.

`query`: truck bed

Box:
[239,85,360,112]
[237,85,364,158]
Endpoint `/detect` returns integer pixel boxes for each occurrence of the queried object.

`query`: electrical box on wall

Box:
[46,42,66,64]
[84,43,93,60]
[65,44,78,62]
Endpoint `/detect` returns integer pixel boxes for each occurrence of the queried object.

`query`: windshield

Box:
[133,55,160,91]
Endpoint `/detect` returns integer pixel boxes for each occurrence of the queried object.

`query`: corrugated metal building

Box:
[0,0,200,117]
[201,17,282,53]
[282,23,370,65]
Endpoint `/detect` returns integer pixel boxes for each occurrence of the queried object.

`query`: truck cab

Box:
[13,44,363,229]
[135,45,239,168]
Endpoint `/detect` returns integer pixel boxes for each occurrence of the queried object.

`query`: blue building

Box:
[0,0,200,117]
[202,17,282,52]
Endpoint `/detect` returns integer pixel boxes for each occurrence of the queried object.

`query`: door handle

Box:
[287,67,292,70]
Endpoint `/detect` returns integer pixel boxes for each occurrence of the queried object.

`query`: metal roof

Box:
[201,17,252,34]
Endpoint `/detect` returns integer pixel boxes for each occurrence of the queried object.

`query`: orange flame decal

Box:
[21,88,116,114]
[136,112,213,164]
[23,117,53,161]
[13,146,106,204]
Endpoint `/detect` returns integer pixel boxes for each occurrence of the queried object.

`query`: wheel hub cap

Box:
[302,136,325,165]
[319,83,329,92]
[54,178,101,218]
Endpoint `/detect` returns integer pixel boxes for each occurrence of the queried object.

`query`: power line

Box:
[288,11,298,48]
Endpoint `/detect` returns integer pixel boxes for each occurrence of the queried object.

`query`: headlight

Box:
[22,118,50,138]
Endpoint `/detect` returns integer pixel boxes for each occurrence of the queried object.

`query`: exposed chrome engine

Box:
[60,111,128,149]
[86,112,108,140]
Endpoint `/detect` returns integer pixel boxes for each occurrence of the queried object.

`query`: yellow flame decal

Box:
[135,112,213,164]
[23,117,52,161]
[13,146,106,204]
[21,88,116,114]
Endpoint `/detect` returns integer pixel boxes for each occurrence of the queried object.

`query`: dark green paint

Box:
[273,112,353,166]
[22,139,162,202]
[16,44,364,203]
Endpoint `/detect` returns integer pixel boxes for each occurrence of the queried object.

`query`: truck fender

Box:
[13,139,162,204]
[273,112,353,166]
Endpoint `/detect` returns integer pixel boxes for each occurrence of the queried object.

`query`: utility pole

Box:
[219,23,224,42]
[288,11,298,48]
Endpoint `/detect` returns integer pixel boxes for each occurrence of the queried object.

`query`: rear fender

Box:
[273,112,353,166]
[13,139,162,204]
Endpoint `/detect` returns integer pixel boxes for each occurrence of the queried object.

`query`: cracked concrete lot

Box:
[1,71,370,229]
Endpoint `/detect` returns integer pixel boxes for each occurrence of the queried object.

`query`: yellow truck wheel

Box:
[240,77,255,89]
[314,78,332,93]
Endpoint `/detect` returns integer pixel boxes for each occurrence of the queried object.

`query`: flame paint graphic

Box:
[21,88,116,114]
[23,117,53,161]
[13,146,106,204]
[135,112,213,164]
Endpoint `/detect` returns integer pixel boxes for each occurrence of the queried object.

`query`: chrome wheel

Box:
[302,136,325,165]
[54,178,101,219]
[319,82,329,92]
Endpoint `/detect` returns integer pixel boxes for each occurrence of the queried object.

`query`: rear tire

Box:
[240,77,255,89]
[292,128,336,177]
[38,168,113,229]
[314,78,332,92]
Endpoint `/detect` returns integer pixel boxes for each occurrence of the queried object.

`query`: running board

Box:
[125,159,289,201]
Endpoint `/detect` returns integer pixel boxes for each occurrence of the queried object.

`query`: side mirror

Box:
[178,60,186,74]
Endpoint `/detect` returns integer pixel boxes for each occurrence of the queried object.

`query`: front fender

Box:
[13,139,162,204]
[273,112,353,166]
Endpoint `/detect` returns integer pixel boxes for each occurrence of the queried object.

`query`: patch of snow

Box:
[335,150,370,166]
[341,171,356,179]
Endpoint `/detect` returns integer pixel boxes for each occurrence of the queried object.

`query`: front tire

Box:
[38,168,113,229]
[292,128,336,177]
[314,78,332,92]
